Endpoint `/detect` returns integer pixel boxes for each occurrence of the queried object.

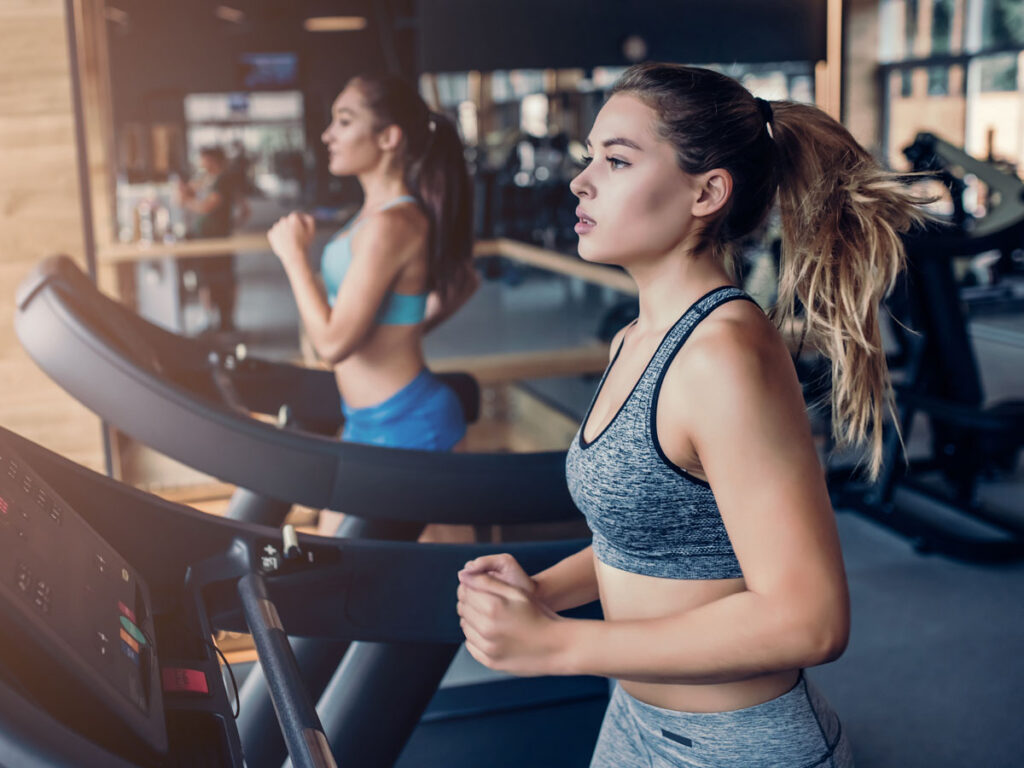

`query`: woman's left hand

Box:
[267,212,315,269]
[456,570,569,676]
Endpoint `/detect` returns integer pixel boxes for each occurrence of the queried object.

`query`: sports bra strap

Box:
[378,194,417,210]
[347,194,418,233]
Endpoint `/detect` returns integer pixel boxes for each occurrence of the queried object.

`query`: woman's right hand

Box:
[459,553,536,593]
[267,211,315,269]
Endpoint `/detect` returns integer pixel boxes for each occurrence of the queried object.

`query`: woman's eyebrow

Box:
[334,106,356,118]
[585,137,643,151]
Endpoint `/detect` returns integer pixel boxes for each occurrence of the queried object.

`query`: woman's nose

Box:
[570,170,592,199]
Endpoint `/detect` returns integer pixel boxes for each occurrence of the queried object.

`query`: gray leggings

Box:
[590,674,853,768]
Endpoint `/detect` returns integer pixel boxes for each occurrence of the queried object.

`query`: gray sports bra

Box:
[566,286,758,580]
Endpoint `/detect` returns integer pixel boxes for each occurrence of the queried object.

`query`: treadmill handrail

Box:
[238,573,338,768]
[15,256,579,524]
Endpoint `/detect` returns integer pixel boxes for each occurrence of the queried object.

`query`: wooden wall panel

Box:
[0,0,104,471]
[844,0,881,153]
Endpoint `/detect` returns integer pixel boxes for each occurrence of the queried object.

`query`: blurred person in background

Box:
[266,73,478,540]
[178,144,250,334]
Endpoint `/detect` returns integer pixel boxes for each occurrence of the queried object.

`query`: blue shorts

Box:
[591,674,853,768]
[340,368,466,451]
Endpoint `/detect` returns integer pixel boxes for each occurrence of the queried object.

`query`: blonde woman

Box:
[457,63,925,767]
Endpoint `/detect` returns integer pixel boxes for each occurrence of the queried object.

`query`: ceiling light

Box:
[303,16,368,32]
[215,6,245,23]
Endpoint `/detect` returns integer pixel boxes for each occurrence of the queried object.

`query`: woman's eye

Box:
[578,155,593,168]
[608,157,629,170]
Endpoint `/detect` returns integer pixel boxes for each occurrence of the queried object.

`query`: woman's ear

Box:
[691,168,733,219]
[377,124,404,153]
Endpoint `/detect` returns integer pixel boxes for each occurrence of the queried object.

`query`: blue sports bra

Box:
[565,286,759,580]
[320,194,428,326]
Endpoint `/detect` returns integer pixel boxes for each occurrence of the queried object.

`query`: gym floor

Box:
[219,240,1024,767]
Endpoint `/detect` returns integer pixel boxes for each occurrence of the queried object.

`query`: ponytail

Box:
[769,102,928,479]
[410,113,474,304]
[612,63,930,480]
[348,73,474,304]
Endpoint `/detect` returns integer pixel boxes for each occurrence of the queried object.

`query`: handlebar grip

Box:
[238,573,337,768]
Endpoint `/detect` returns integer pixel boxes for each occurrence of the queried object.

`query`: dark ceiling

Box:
[103,0,827,125]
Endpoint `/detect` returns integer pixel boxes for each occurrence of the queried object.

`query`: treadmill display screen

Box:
[0,441,165,750]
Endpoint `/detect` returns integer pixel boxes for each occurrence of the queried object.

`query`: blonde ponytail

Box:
[769,102,928,478]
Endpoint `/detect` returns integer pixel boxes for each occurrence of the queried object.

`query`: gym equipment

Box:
[15,254,605,766]
[0,424,604,767]
[902,132,1024,314]
[15,255,575,528]
[831,134,1024,563]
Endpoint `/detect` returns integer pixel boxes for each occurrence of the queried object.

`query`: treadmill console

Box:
[0,440,166,754]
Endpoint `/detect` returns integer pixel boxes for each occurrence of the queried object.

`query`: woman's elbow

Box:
[769,588,849,668]
[811,620,849,665]
[312,319,368,366]
[798,604,850,666]
[316,337,354,367]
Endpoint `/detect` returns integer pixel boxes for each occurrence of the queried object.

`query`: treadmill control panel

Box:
[0,442,166,752]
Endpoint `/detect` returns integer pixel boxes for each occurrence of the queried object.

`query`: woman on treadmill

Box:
[267,73,477,453]
[457,63,928,767]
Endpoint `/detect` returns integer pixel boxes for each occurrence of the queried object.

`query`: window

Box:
[901,68,914,97]
[927,66,950,96]
[931,0,954,55]
[905,0,919,56]
[981,0,1024,49]
[977,53,1019,92]
[880,0,1024,174]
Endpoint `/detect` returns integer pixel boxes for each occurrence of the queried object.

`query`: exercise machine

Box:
[0,425,603,767]
[15,254,606,766]
[830,134,1024,562]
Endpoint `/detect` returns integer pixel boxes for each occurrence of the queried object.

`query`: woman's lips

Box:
[575,208,596,235]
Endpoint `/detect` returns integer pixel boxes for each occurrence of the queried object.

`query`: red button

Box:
[117,600,136,623]
[161,667,209,695]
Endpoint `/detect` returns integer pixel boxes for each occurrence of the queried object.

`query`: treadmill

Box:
[0,425,604,768]
[14,254,606,767]
[14,255,576,528]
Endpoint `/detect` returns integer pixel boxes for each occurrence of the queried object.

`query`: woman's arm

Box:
[458,318,850,682]
[532,546,600,612]
[457,321,626,618]
[269,210,419,365]
[421,260,480,333]
[462,546,599,614]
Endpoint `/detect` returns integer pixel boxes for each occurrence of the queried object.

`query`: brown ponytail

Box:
[410,113,474,305]
[613,63,929,479]
[350,74,474,304]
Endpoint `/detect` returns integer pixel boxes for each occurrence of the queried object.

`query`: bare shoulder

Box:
[355,203,429,260]
[666,299,797,402]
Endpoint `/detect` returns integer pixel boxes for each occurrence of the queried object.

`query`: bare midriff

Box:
[333,229,430,409]
[334,325,427,409]
[594,554,800,713]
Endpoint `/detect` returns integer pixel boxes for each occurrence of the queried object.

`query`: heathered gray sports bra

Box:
[566,286,758,580]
